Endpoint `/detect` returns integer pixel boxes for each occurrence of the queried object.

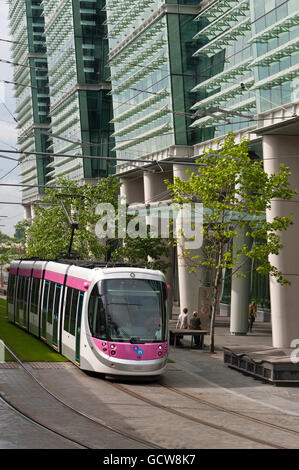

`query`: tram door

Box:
[75,293,84,365]
[52,285,61,349]
[23,277,30,328]
[41,281,49,340]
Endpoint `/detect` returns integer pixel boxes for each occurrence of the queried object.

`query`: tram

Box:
[6,260,168,376]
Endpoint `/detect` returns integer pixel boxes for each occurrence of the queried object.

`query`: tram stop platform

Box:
[223,345,299,384]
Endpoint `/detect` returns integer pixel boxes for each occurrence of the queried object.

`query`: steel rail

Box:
[109,381,288,449]
[162,384,299,437]
[0,340,161,450]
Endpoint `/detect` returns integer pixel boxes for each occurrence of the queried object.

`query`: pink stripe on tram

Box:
[9,267,17,274]
[32,269,43,279]
[18,268,32,277]
[44,270,65,285]
[66,276,90,291]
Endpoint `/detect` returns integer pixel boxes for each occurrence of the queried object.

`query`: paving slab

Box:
[5,319,299,449]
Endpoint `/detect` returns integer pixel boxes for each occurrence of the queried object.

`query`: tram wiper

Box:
[129,337,145,344]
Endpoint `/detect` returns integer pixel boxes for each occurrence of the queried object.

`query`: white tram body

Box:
[7,260,169,377]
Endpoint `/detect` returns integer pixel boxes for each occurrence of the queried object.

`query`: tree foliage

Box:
[167,133,296,352]
[110,229,171,273]
[12,176,170,272]
[22,176,121,260]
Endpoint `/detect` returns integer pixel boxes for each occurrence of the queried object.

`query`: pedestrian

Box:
[189,311,202,348]
[248,300,257,332]
[173,307,189,347]
[176,307,189,329]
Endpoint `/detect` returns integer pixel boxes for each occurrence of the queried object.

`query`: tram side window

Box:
[30,279,35,314]
[63,288,79,336]
[31,278,41,315]
[76,292,84,335]
[7,274,16,304]
[70,290,79,336]
[53,285,61,319]
[17,276,24,310]
[43,281,49,314]
[23,277,30,315]
[77,292,84,324]
[24,277,30,303]
[88,286,107,339]
[64,287,73,332]
[47,282,55,324]
[30,279,36,314]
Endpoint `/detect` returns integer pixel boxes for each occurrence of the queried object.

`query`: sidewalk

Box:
[172,320,272,353]
[170,305,272,352]
[212,317,272,351]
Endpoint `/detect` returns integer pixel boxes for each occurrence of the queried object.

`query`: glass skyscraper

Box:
[8,0,299,346]
[107,0,299,163]
[107,0,299,344]
[43,0,115,182]
[106,0,200,161]
[9,0,53,210]
[190,0,299,137]
[9,0,115,217]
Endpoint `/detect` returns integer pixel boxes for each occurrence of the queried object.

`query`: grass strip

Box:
[0,298,174,364]
[0,298,68,362]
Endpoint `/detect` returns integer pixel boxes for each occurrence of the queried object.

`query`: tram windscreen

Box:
[89,278,167,343]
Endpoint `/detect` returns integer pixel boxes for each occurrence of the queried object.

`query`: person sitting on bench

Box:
[189,311,202,349]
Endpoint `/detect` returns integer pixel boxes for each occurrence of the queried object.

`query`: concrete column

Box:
[23,204,32,221]
[120,176,144,204]
[143,170,174,316]
[143,170,170,203]
[230,224,251,335]
[177,246,206,316]
[263,135,299,348]
[173,163,206,318]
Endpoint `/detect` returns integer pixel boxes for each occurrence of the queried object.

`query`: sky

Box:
[0,1,24,237]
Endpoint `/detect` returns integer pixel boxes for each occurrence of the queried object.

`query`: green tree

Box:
[22,176,121,260]
[167,133,296,353]
[110,229,171,272]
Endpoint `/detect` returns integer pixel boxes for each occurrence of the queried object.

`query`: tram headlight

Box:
[110,344,115,349]
[158,345,163,350]
[111,350,116,356]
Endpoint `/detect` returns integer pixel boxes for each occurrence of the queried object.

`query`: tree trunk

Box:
[209,245,223,353]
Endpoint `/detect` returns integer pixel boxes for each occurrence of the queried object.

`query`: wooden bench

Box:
[169,328,208,349]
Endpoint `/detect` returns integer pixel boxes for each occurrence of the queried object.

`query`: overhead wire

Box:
[0,57,47,72]
[0,112,295,174]
[2,0,297,171]
[3,1,294,129]
[1,1,286,96]
[0,162,21,182]
[0,24,293,228]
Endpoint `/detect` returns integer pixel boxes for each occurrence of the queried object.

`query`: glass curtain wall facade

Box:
[189,0,299,310]
[107,0,299,312]
[106,0,200,161]
[190,0,256,137]
[9,0,53,203]
[190,0,299,135]
[250,0,299,113]
[43,0,115,181]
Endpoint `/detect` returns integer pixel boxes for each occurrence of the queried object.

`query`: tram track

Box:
[162,384,299,438]
[0,392,89,449]
[3,339,299,449]
[108,381,297,449]
[0,341,161,450]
